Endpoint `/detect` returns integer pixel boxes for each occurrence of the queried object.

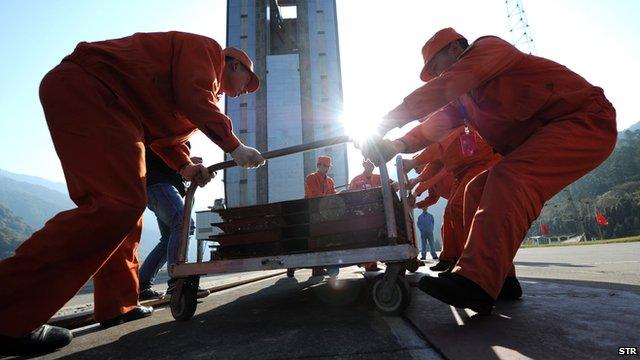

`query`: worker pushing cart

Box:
[0,31,265,356]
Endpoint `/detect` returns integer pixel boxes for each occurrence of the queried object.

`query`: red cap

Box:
[419,28,465,82]
[224,47,260,93]
[317,156,332,167]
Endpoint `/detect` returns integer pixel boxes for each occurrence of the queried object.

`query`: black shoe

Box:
[420,256,426,261]
[0,325,72,356]
[417,273,494,315]
[432,255,439,260]
[139,288,165,301]
[99,305,154,328]
[498,276,522,301]
[311,267,327,276]
[429,260,452,272]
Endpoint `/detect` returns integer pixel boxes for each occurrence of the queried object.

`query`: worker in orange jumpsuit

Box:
[348,159,381,190]
[304,155,337,198]
[362,28,617,314]
[405,125,500,272]
[0,32,265,356]
[410,160,456,264]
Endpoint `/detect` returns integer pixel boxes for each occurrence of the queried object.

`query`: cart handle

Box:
[207,135,351,173]
[173,135,351,266]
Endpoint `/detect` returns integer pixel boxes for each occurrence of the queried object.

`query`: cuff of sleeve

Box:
[219,133,242,153]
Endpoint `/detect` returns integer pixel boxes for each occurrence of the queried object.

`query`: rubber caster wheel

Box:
[406,257,421,273]
[286,268,296,278]
[171,277,198,321]
[371,274,411,315]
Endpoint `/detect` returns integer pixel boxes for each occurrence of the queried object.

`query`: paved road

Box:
[514,242,640,292]
[29,242,640,359]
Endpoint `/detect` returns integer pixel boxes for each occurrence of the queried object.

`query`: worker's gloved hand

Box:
[407,177,419,190]
[190,156,203,164]
[357,137,403,166]
[402,158,416,173]
[231,144,265,169]
[180,163,213,187]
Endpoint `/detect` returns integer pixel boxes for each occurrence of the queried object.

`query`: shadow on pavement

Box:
[56,274,426,360]
[405,277,640,360]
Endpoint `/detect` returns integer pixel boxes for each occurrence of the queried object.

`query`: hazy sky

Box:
[0,0,638,211]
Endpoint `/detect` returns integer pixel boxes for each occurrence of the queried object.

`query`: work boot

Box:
[99,305,154,328]
[498,276,523,301]
[139,287,165,301]
[429,259,452,272]
[0,325,72,356]
[417,273,494,315]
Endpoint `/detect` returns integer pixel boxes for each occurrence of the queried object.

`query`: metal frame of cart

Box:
[169,137,418,320]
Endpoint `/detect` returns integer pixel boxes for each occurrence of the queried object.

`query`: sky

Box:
[0,0,638,212]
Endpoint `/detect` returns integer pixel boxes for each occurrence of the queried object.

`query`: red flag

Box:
[540,222,549,235]
[595,212,609,226]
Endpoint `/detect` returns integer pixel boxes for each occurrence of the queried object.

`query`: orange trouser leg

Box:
[439,197,460,261]
[454,95,617,299]
[0,62,146,337]
[462,170,517,279]
[93,217,142,322]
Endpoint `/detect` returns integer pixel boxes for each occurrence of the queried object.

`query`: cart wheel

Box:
[371,274,411,315]
[406,257,421,273]
[171,278,198,321]
[286,268,296,278]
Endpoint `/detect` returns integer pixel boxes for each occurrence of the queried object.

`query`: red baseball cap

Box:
[419,28,465,82]
[317,156,332,167]
[224,47,260,93]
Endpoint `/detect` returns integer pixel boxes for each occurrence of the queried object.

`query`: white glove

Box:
[231,144,265,169]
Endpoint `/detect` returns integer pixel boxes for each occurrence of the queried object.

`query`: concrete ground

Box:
[13,243,640,360]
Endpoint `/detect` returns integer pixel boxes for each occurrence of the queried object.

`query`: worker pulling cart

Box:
[168,136,420,320]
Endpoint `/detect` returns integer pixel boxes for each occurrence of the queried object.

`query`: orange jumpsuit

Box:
[348,173,381,191]
[385,36,617,299]
[304,172,336,198]
[0,32,242,337]
[405,125,500,262]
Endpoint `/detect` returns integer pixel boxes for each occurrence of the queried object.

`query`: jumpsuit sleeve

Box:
[413,144,443,167]
[415,192,440,208]
[171,33,241,153]
[384,37,523,127]
[327,178,337,195]
[149,140,193,171]
[416,161,444,183]
[399,105,464,152]
[418,168,448,190]
[348,175,362,191]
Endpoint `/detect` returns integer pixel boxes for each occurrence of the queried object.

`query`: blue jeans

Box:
[420,230,438,259]
[139,183,194,290]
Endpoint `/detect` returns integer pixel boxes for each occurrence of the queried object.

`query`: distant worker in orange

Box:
[304,156,336,198]
[0,31,265,356]
[363,27,616,314]
[348,159,380,190]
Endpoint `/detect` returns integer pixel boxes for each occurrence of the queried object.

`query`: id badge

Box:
[460,127,477,157]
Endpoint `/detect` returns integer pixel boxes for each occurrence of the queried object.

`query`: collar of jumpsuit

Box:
[419,27,465,82]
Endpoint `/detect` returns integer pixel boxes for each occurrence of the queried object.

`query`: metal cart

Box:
[168,136,419,320]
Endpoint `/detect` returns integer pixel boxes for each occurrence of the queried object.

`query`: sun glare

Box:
[340,111,381,143]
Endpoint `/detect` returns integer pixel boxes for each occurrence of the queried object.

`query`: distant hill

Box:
[0,175,74,229]
[0,204,33,258]
[0,169,164,260]
[0,169,68,194]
